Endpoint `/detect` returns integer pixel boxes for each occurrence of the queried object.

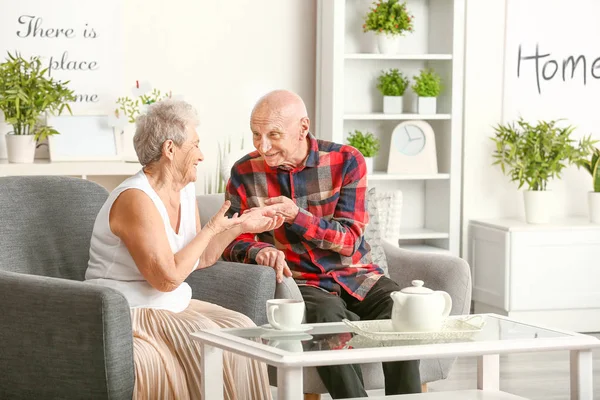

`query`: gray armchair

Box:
[196,193,473,395]
[0,176,276,400]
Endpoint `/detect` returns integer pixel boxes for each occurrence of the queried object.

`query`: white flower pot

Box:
[377,34,400,54]
[588,192,600,223]
[6,134,36,163]
[364,157,374,175]
[383,96,404,114]
[417,97,437,114]
[523,190,553,224]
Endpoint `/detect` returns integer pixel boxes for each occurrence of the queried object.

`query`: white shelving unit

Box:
[316,0,465,256]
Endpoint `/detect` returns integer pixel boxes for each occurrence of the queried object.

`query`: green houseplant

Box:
[363,0,414,54]
[347,129,380,174]
[377,68,409,114]
[412,68,442,114]
[582,147,600,223]
[490,118,595,223]
[0,52,75,163]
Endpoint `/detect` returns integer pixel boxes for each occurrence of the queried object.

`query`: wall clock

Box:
[387,120,438,174]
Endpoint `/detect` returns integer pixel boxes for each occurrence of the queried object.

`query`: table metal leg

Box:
[201,343,224,400]
[570,349,593,400]
[477,354,500,390]
[277,366,303,400]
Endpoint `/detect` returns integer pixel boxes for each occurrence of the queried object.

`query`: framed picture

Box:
[47,115,123,162]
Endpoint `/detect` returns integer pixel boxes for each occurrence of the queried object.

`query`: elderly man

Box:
[222,90,421,398]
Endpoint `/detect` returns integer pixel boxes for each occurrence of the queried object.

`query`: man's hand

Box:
[263,196,300,224]
[241,209,284,233]
[255,247,293,283]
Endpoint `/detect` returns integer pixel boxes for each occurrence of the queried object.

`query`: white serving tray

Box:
[342,315,486,342]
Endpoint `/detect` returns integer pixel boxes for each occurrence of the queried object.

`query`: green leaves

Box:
[0,51,75,139]
[377,68,409,96]
[582,147,600,192]
[116,88,169,123]
[490,118,597,191]
[412,68,442,97]
[363,0,414,36]
[347,129,380,157]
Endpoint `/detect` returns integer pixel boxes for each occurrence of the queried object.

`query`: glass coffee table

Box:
[190,314,599,400]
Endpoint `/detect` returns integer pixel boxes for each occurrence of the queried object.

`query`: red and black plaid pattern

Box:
[223,133,383,300]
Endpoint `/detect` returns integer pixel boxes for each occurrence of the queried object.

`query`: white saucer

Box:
[260,324,313,335]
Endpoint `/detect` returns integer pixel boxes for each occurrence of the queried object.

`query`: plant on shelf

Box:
[582,147,600,223]
[363,0,414,54]
[347,129,380,174]
[377,68,409,114]
[0,52,75,163]
[412,68,442,115]
[490,118,595,224]
[113,81,171,124]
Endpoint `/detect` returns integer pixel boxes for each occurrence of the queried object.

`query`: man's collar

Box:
[303,132,320,168]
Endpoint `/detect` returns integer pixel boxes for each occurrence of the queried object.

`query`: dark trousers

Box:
[300,277,421,399]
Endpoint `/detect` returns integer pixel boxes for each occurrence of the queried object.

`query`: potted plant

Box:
[347,129,380,174]
[363,0,414,54]
[0,52,75,163]
[110,81,172,161]
[491,118,595,224]
[412,68,442,114]
[377,68,409,114]
[583,147,600,223]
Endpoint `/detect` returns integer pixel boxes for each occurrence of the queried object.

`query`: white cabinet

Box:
[316,0,465,256]
[468,218,600,333]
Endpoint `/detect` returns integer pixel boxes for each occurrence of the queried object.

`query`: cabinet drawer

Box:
[510,230,600,310]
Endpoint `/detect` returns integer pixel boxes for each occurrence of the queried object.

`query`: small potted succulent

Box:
[583,147,600,223]
[363,0,414,54]
[377,68,409,114]
[412,68,442,114]
[347,129,380,174]
[491,118,595,224]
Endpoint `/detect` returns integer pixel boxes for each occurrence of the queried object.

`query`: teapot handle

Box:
[436,291,453,317]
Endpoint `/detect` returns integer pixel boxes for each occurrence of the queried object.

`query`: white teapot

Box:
[390,280,452,332]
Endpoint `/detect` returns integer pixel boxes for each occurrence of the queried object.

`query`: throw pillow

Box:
[364,187,390,277]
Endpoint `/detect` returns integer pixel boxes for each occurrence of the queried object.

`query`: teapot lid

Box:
[401,280,433,294]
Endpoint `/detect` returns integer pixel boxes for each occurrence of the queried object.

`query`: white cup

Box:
[266,299,305,330]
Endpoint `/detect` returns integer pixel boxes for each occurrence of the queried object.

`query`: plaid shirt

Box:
[223,133,383,300]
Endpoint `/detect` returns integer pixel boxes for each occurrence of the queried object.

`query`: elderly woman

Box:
[85,99,279,400]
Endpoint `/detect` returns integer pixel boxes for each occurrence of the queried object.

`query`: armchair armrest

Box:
[0,270,134,400]
[382,242,472,316]
[186,261,276,326]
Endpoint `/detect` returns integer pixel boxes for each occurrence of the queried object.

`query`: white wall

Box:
[461,0,600,256]
[0,0,317,192]
[122,0,316,193]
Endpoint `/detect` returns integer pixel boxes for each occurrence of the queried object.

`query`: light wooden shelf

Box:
[0,160,142,176]
[344,113,451,120]
[345,53,453,60]
[389,228,450,240]
[368,172,450,181]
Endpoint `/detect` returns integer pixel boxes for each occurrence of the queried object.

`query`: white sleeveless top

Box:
[85,170,198,313]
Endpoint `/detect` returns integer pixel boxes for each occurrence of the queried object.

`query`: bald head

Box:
[251,90,308,121]
[250,90,311,169]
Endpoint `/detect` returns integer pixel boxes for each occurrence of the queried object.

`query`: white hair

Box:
[133,99,199,166]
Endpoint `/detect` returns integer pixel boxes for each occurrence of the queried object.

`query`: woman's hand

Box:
[205,202,284,236]
[205,200,243,235]
[241,209,284,233]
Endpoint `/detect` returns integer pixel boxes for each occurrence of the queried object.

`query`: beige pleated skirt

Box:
[131,299,272,400]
